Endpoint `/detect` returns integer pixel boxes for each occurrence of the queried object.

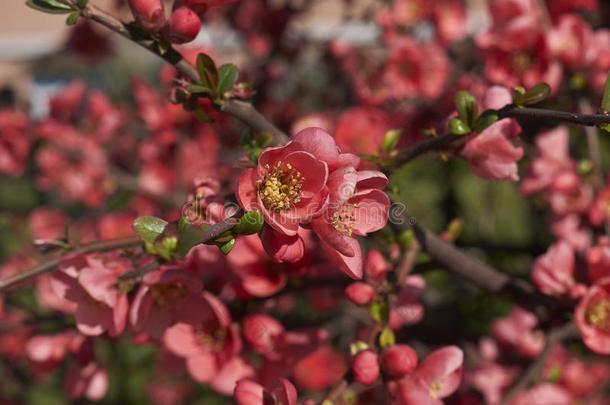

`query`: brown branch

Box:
[79,3,289,145]
[500,322,579,405]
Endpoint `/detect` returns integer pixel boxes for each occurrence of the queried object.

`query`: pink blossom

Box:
[548,14,595,70]
[575,277,610,354]
[468,362,517,404]
[293,345,347,391]
[168,7,201,44]
[345,282,375,305]
[128,0,166,31]
[242,313,285,356]
[365,249,391,281]
[510,383,572,405]
[64,361,109,401]
[587,238,610,284]
[460,119,523,181]
[162,292,253,394]
[312,168,390,279]
[28,208,67,242]
[234,378,297,405]
[381,344,418,378]
[0,108,30,176]
[491,307,545,357]
[353,350,380,385]
[334,107,396,157]
[51,255,130,337]
[389,275,425,330]
[532,241,578,297]
[50,80,86,122]
[550,215,592,253]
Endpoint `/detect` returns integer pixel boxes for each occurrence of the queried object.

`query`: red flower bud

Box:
[345,282,375,305]
[352,350,380,385]
[381,344,418,378]
[242,314,284,355]
[128,0,166,32]
[168,7,201,44]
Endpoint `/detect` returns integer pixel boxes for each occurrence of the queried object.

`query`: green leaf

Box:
[449,117,471,136]
[523,83,550,105]
[219,238,236,255]
[382,129,401,152]
[455,90,478,126]
[350,341,370,355]
[157,39,171,56]
[26,0,73,14]
[379,327,395,348]
[66,11,79,25]
[512,86,526,107]
[76,0,88,8]
[369,300,389,323]
[601,71,610,113]
[233,211,263,235]
[397,229,413,249]
[187,84,212,95]
[196,53,218,91]
[216,64,239,99]
[177,222,209,257]
[133,216,168,243]
[474,110,499,132]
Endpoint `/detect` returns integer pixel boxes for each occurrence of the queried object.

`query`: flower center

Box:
[151,282,187,309]
[332,203,358,237]
[428,381,443,400]
[195,324,227,351]
[586,299,610,332]
[257,161,304,212]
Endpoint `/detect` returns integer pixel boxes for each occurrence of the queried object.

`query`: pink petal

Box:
[321,237,363,280]
[350,189,390,236]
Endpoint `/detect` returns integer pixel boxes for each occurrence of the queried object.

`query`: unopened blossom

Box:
[168,7,201,44]
[128,0,166,31]
[345,282,375,305]
[234,378,297,405]
[532,241,579,297]
[491,307,544,358]
[381,344,418,378]
[353,350,380,385]
[293,345,347,391]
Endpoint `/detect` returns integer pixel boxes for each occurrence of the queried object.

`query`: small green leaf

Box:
[474,110,499,132]
[350,341,370,355]
[26,0,73,14]
[523,83,551,105]
[177,222,209,257]
[76,0,88,8]
[382,129,401,152]
[512,86,526,107]
[397,229,413,250]
[196,53,218,91]
[66,11,79,25]
[157,39,171,56]
[216,64,239,99]
[157,236,178,261]
[601,71,610,113]
[187,84,212,95]
[219,238,236,255]
[133,216,168,243]
[233,211,263,235]
[455,90,477,126]
[370,300,389,323]
[449,117,471,136]
[379,327,395,348]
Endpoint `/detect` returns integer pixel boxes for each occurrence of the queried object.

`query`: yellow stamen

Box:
[257,161,304,212]
[331,203,358,236]
[586,299,610,332]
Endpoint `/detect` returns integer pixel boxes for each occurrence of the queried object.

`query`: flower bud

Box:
[352,350,380,385]
[345,282,375,305]
[128,0,166,32]
[381,344,418,378]
[234,379,264,405]
[242,314,284,355]
[168,7,201,44]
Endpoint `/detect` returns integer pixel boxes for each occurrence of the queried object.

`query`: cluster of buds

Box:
[127,0,237,44]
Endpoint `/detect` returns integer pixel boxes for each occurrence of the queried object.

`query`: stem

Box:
[79,3,289,145]
[500,322,579,405]
[579,99,604,190]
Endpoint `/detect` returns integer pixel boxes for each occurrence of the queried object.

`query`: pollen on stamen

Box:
[332,203,359,236]
[586,299,610,332]
[257,161,304,212]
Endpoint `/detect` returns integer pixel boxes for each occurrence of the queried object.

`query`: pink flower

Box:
[532,241,578,297]
[383,38,450,101]
[365,249,391,281]
[52,255,130,337]
[468,363,517,404]
[547,14,595,70]
[460,119,523,181]
[334,107,396,157]
[345,282,375,305]
[237,128,331,236]
[575,277,610,354]
[128,0,166,31]
[293,345,347,391]
[550,215,592,253]
[491,308,545,357]
[227,234,289,297]
[242,313,285,356]
[234,378,297,405]
[388,346,464,405]
[381,344,418,378]
[64,361,109,401]
[389,275,425,330]
[162,292,253,394]
[259,225,306,264]
[28,208,67,242]
[521,127,572,194]
[510,383,572,405]
[587,238,610,284]
[129,266,207,340]
[313,168,390,279]
[0,108,30,177]
[353,350,380,385]
[50,80,87,122]
[26,332,80,372]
